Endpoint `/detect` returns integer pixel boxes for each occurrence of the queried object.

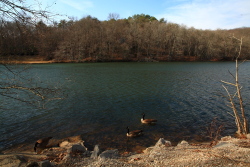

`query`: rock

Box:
[16,155,27,162]
[98,149,119,161]
[154,138,171,148]
[59,139,86,151]
[70,143,87,153]
[0,154,27,167]
[2,135,250,166]
[37,160,52,167]
[148,138,171,158]
[26,161,39,167]
[59,141,70,148]
[67,135,82,143]
[143,147,154,154]
[59,140,88,155]
[58,140,89,163]
[177,140,189,147]
[0,154,53,167]
[214,141,236,148]
[63,142,89,160]
[91,145,101,159]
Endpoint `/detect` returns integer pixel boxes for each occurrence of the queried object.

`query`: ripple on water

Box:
[2,62,250,152]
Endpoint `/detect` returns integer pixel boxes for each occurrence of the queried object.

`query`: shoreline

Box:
[0,60,54,64]
[0,59,236,65]
[1,135,250,166]
[0,55,241,64]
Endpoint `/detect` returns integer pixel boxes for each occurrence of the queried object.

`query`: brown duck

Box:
[34,137,52,153]
[126,127,143,137]
[141,113,157,124]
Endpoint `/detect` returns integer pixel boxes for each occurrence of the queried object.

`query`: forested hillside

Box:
[1,14,250,62]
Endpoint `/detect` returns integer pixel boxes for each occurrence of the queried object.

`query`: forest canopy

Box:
[0,12,250,62]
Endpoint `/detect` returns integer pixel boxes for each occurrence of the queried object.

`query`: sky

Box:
[26,0,250,30]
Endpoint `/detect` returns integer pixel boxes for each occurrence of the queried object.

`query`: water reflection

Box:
[1,62,250,152]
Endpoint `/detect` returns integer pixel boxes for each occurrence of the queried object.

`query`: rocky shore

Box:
[1,135,250,167]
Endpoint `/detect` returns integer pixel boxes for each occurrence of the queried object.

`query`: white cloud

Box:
[60,0,94,12]
[157,0,250,30]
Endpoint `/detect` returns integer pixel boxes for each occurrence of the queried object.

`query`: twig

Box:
[221,80,236,86]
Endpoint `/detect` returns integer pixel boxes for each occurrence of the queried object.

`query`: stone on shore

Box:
[70,143,87,154]
[2,135,250,166]
[154,138,171,148]
[0,154,26,167]
[147,138,171,158]
[177,140,189,148]
[91,145,101,159]
[0,153,52,167]
[37,160,53,167]
[98,149,119,161]
[214,141,236,148]
[60,140,90,162]
[151,138,171,150]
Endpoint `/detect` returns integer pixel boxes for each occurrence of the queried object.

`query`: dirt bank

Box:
[0,56,53,64]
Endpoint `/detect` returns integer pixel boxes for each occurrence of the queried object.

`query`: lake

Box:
[1,62,250,152]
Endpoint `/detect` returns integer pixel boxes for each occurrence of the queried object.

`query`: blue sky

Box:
[26,0,250,30]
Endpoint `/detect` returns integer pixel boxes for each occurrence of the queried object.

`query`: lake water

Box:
[1,62,250,152]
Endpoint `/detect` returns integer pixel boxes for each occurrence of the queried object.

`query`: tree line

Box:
[1,14,250,62]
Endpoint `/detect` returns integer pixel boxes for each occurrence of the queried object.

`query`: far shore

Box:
[0,56,54,64]
[1,55,243,64]
[0,60,54,64]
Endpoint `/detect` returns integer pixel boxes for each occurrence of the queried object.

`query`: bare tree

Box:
[1,64,64,109]
[0,0,64,108]
[0,0,54,23]
[108,13,120,21]
[221,35,249,136]
[206,117,224,146]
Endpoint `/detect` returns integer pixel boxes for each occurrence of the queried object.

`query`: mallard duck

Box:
[34,137,52,153]
[126,127,143,137]
[141,113,157,124]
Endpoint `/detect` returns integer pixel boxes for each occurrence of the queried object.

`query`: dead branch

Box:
[221,80,236,86]
[222,85,243,134]
[221,35,248,135]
